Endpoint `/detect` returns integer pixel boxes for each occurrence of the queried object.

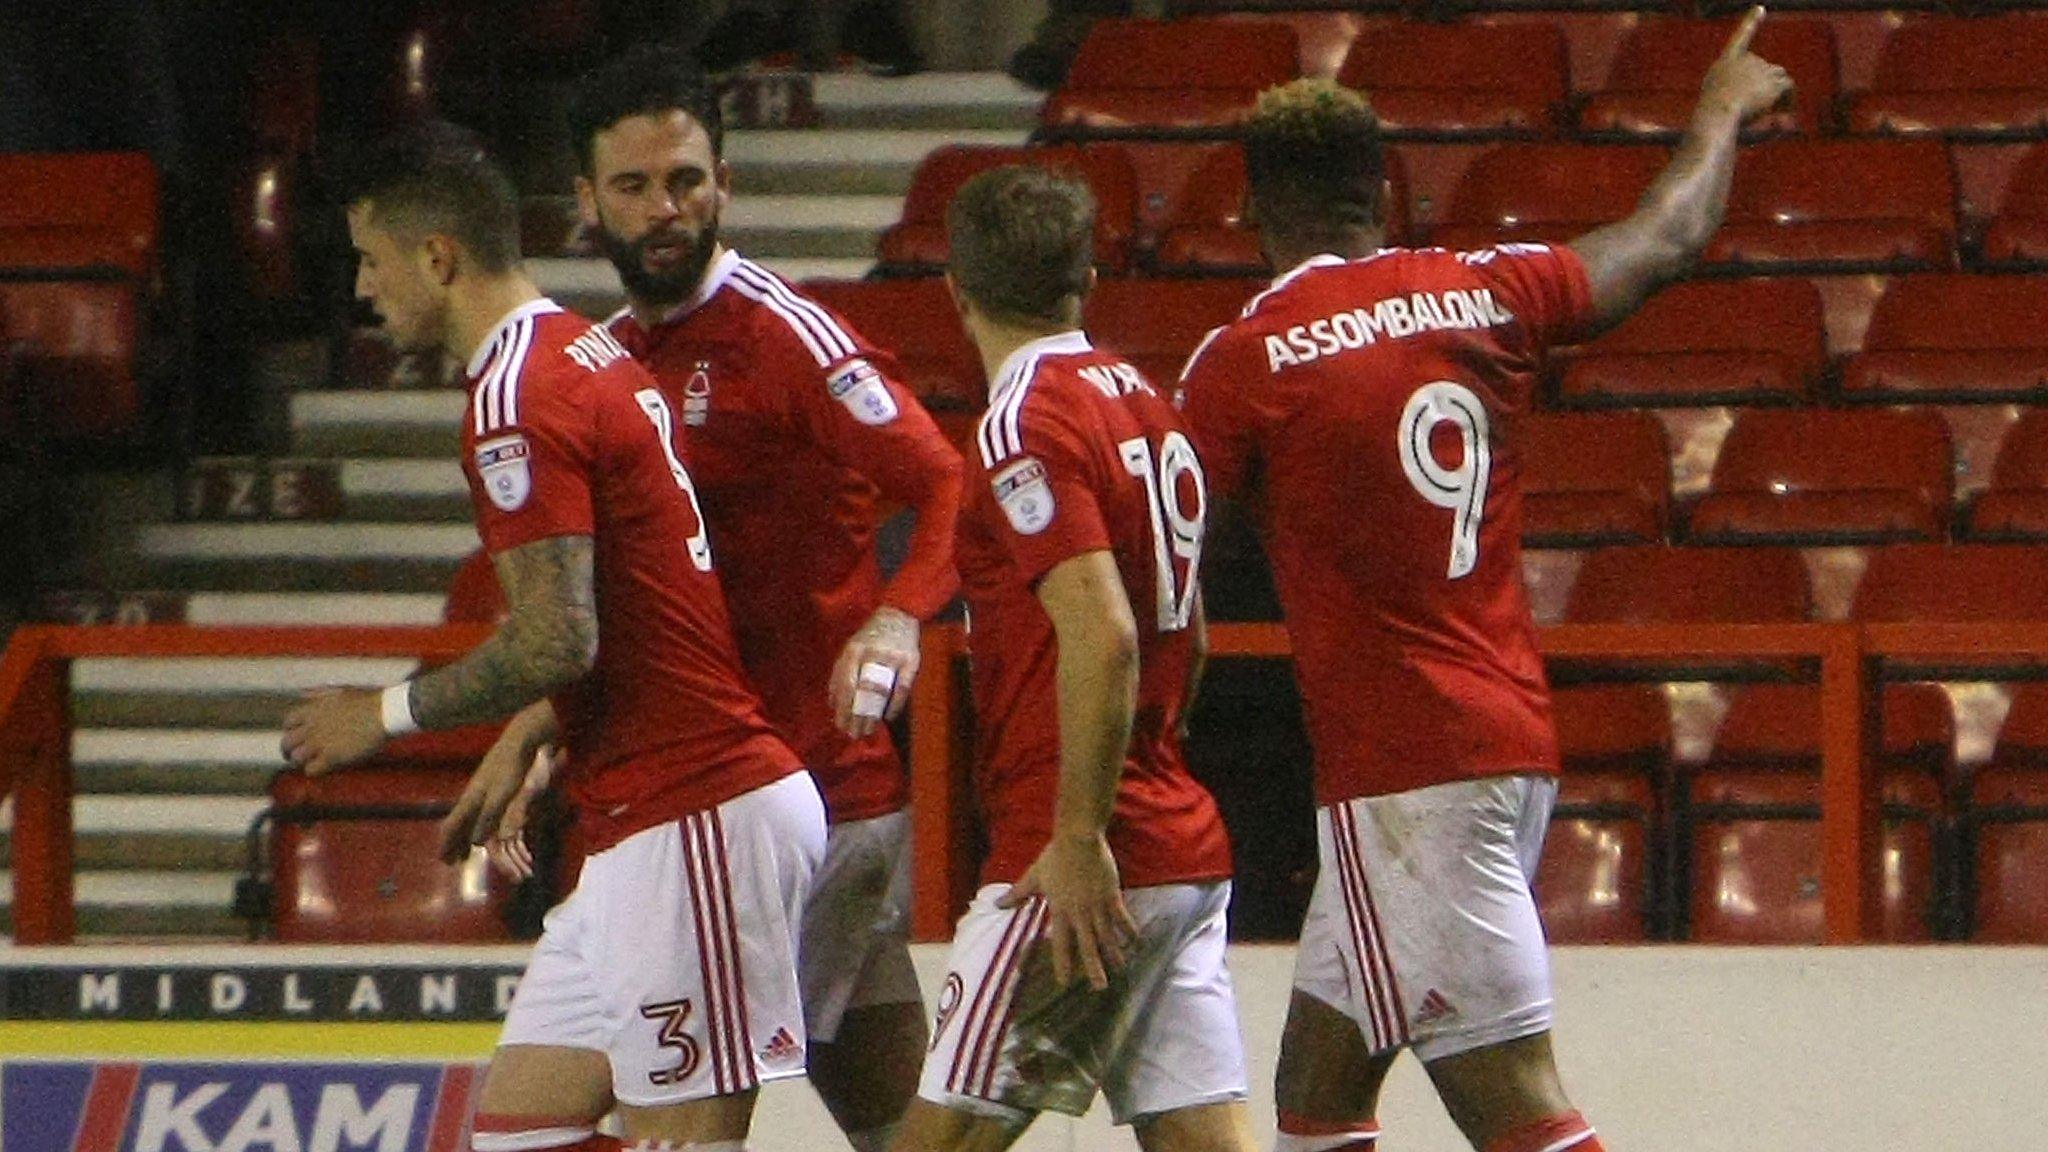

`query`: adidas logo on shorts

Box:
[1415,988,1456,1026]
[761,1026,802,1064]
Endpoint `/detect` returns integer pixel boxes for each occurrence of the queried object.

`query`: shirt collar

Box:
[466,297,564,378]
[989,329,1093,400]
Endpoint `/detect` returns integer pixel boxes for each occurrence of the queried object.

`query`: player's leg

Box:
[1359,776,1604,1152]
[801,811,927,1150]
[471,872,620,1152]
[1272,991,1393,1152]
[1101,883,1255,1152]
[1133,1102,1258,1152]
[888,1099,1032,1152]
[590,773,828,1149]
[1275,804,1404,1152]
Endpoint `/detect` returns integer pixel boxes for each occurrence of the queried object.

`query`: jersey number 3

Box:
[1119,430,1206,632]
[1398,381,1490,580]
[635,389,715,572]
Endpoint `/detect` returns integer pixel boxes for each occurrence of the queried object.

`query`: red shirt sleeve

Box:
[789,345,966,620]
[984,396,1111,585]
[1465,242,1597,349]
[1177,326,1262,504]
[466,368,597,554]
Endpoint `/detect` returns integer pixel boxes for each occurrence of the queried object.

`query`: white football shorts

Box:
[1294,774,1558,1063]
[498,772,827,1107]
[919,880,1248,1126]
[799,808,923,1043]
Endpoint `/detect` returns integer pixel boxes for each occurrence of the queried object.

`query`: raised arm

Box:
[1569,7,1794,332]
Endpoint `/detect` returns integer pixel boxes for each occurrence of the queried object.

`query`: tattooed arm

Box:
[281,535,597,775]
[408,535,598,729]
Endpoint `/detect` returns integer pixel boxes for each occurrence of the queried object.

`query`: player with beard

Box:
[473,45,965,1152]
[287,120,823,1152]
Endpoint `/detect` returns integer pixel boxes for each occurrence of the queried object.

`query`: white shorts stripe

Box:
[711,810,759,1090]
[1331,807,1390,1049]
[947,898,1040,1094]
[680,813,729,1094]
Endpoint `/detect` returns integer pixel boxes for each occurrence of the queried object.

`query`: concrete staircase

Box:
[3,72,1036,939]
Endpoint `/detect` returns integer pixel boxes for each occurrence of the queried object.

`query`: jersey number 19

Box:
[1119,430,1206,632]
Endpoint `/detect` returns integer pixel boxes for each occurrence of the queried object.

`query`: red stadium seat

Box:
[1540,768,1658,943]
[1084,278,1259,388]
[1040,19,1300,138]
[1432,144,1666,251]
[1969,411,2048,540]
[266,765,511,943]
[1557,278,1826,407]
[876,145,1139,272]
[1686,766,1940,943]
[1687,409,1953,545]
[1846,14,2048,140]
[800,279,983,412]
[1967,683,2048,940]
[1338,22,1567,140]
[1520,411,1670,547]
[0,280,143,441]
[1540,683,1672,942]
[0,152,159,277]
[1978,144,2048,268]
[1704,139,1957,273]
[1838,275,2048,402]
[1849,542,2048,622]
[1580,16,1838,140]
[1564,544,1812,624]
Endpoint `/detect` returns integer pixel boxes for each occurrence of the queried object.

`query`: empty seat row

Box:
[880,136,2048,275]
[1047,14,2048,142]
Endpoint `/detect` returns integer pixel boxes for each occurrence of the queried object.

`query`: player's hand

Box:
[999,833,1139,991]
[1698,8,1794,127]
[829,606,920,739]
[484,751,549,882]
[437,732,547,865]
[280,688,387,776]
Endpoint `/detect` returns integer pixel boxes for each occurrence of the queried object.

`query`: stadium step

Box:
[729,128,1024,195]
[129,523,476,593]
[290,390,465,459]
[809,72,1041,131]
[0,872,244,940]
[180,457,470,523]
[71,657,422,731]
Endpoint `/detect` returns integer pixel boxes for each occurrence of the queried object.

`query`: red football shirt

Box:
[461,298,801,852]
[1179,244,1597,806]
[959,330,1232,889]
[609,252,964,824]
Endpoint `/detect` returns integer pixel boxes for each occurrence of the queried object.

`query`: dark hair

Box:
[339,119,522,274]
[1242,79,1386,241]
[566,44,724,174]
[946,166,1095,327]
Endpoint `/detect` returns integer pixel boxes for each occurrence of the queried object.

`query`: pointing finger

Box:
[1723,6,1765,60]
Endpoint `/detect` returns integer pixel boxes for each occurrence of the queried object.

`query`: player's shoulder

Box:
[718,255,869,370]
[473,303,649,432]
[974,338,1101,473]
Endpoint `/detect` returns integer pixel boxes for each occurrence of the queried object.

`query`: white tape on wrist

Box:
[380,682,419,736]
[852,660,896,720]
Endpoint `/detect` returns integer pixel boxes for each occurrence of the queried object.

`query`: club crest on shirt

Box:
[683,362,712,427]
[475,434,532,512]
[992,456,1054,535]
[827,357,899,426]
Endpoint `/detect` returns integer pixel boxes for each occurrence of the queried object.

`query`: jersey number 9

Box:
[1398,381,1491,580]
